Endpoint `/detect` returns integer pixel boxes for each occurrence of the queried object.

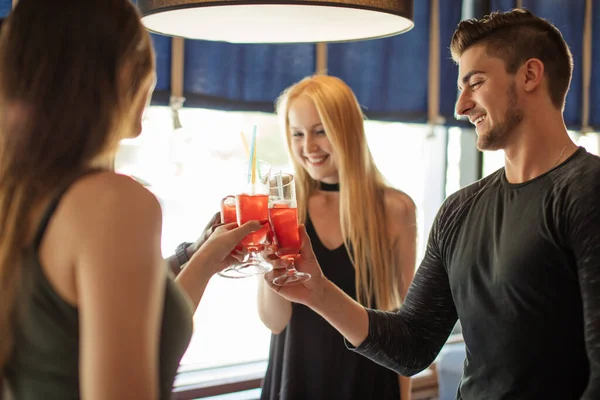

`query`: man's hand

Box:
[187,211,221,258]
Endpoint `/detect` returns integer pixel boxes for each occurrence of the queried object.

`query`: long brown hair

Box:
[0,0,155,373]
[276,75,402,311]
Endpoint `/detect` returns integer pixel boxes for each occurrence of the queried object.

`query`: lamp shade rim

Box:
[138,0,414,43]
[138,0,413,16]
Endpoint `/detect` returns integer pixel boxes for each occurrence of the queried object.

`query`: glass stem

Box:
[285,256,297,274]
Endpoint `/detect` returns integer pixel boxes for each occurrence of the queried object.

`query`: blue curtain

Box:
[0,0,9,19]
[152,33,172,103]
[148,0,463,125]
[180,41,314,112]
[326,0,430,122]
[1,0,598,130]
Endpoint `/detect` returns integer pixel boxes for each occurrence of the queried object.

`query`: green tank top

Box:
[4,175,194,399]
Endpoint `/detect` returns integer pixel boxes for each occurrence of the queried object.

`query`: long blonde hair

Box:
[276,75,402,311]
[0,0,155,373]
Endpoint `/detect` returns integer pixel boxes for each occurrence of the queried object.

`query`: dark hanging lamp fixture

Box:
[137,0,414,44]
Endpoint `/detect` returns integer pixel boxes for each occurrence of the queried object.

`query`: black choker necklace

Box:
[319,182,339,192]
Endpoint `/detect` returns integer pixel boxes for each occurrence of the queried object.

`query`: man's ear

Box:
[520,58,545,93]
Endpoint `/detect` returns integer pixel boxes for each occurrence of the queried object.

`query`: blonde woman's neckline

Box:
[319,182,339,192]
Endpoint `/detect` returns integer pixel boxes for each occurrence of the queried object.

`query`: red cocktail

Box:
[220,195,237,224]
[217,195,249,279]
[224,159,272,276]
[269,172,310,286]
[268,206,301,258]
[236,193,269,247]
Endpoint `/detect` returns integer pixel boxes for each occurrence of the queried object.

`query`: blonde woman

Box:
[258,75,417,400]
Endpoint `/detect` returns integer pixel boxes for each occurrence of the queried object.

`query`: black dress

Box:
[261,216,400,400]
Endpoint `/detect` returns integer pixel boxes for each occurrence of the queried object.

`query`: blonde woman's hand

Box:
[263,224,328,306]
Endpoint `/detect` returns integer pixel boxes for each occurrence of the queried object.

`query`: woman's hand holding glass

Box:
[187,219,264,277]
[264,225,327,305]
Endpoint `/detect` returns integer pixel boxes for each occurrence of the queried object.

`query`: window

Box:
[571,132,599,156]
[446,128,600,193]
[445,127,463,196]
[115,107,447,382]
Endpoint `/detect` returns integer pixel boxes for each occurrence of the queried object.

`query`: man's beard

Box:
[477,82,524,151]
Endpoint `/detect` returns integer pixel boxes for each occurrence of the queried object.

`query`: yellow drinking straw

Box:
[250,126,257,185]
[240,131,250,157]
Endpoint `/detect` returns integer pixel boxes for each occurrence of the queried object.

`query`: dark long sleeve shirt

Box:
[351,147,600,400]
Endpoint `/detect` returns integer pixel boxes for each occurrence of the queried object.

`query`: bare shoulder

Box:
[69,171,159,210]
[63,171,162,237]
[38,171,163,306]
[383,187,417,225]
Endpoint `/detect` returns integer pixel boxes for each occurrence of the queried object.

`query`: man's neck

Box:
[502,113,577,184]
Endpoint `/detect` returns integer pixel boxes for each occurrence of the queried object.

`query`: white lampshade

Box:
[138,0,414,44]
